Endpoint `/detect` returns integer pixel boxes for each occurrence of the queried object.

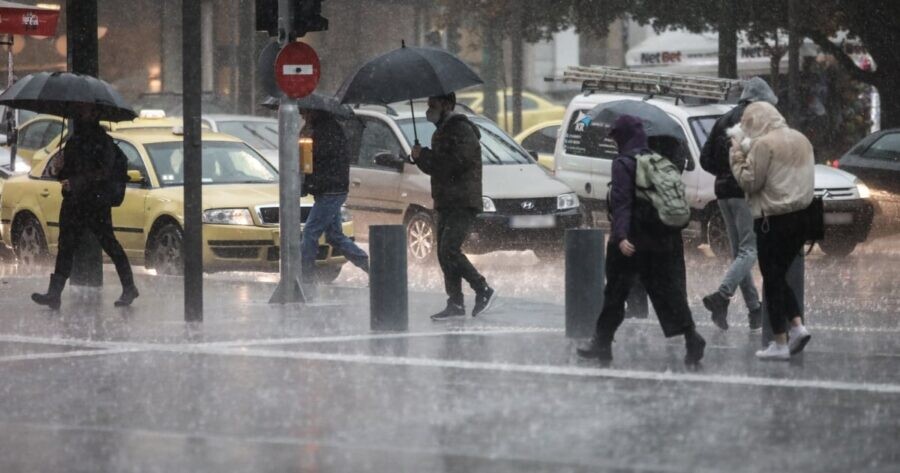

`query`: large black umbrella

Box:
[336,42,482,143]
[261,93,354,119]
[0,71,137,122]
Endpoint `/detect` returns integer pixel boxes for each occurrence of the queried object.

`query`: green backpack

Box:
[634,151,690,229]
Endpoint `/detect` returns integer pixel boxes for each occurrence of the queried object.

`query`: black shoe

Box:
[472,287,497,317]
[748,307,762,331]
[684,329,706,365]
[115,285,140,307]
[577,336,613,362]
[31,273,66,310]
[703,292,730,330]
[430,302,466,321]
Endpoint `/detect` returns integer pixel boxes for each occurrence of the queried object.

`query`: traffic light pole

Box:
[269,0,306,304]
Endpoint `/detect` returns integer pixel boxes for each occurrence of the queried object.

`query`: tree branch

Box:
[800,28,879,85]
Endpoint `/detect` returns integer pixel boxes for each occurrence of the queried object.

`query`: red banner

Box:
[0,4,60,37]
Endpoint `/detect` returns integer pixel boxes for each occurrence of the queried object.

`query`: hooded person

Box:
[578,115,706,366]
[729,101,815,361]
[410,93,497,320]
[697,77,778,331]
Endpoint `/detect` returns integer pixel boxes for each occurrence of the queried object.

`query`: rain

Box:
[0,1,899,471]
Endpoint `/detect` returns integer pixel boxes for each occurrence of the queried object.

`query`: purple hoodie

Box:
[608,115,650,244]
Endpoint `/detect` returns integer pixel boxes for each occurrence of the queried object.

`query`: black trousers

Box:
[55,199,134,287]
[755,211,806,335]
[436,208,487,305]
[594,235,695,339]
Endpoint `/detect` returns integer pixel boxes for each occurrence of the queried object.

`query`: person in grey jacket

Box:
[699,77,778,331]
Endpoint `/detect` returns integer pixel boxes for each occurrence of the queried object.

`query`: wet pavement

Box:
[0,238,899,472]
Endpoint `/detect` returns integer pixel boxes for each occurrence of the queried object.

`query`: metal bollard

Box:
[370,225,408,331]
[625,278,649,319]
[761,251,804,345]
[565,229,605,338]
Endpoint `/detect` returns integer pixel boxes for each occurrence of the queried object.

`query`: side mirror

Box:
[127,170,146,184]
[373,151,404,171]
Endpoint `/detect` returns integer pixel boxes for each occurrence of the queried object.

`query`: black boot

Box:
[577,333,613,363]
[115,283,140,307]
[684,328,706,365]
[31,273,67,310]
[703,292,730,330]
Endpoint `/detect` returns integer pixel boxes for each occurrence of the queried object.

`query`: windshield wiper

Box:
[481,143,503,165]
[242,124,278,148]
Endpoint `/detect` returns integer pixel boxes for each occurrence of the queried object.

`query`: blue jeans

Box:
[717,198,761,311]
[301,193,369,279]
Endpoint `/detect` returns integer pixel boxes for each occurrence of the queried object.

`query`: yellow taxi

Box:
[0,128,351,280]
[514,120,561,172]
[456,89,565,134]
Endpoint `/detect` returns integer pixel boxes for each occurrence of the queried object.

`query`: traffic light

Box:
[256,0,328,38]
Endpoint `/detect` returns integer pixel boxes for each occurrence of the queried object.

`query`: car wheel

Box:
[316,264,343,284]
[406,210,436,264]
[149,222,184,275]
[706,209,730,257]
[818,238,857,257]
[12,215,49,267]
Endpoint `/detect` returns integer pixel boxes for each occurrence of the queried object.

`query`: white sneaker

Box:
[755,342,790,361]
[788,325,812,355]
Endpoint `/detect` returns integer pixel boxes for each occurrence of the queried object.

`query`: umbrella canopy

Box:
[261,93,354,119]
[0,1,60,37]
[579,100,686,141]
[336,44,482,105]
[0,72,137,122]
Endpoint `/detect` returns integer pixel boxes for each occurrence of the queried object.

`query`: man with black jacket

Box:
[31,109,138,310]
[699,77,777,331]
[411,93,497,320]
[300,109,369,284]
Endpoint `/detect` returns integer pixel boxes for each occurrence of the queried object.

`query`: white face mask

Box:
[426,107,443,124]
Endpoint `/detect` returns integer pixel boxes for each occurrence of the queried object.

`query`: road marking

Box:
[0,348,138,364]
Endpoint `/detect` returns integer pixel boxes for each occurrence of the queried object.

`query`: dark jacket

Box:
[700,102,747,199]
[58,121,125,206]
[415,113,483,211]
[305,114,350,196]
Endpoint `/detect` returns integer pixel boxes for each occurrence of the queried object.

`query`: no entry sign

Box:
[274,42,320,99]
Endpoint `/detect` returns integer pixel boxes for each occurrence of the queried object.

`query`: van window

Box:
[689,116,719,149]
[563,109,618,159]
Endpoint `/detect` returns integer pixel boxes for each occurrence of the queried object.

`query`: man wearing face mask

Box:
[411,93,497,320]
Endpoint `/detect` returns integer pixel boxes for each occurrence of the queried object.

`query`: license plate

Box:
[509,215,556,229]
[824,212,854,225]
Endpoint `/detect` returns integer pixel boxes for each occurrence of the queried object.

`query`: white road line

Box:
[0,348,138,363]
[631,319,900,334]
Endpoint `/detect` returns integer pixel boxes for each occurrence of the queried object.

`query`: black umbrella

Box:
[336,41,482,143]
[261,93,354,119]
[579,100,686,141]
[0,71,136,122]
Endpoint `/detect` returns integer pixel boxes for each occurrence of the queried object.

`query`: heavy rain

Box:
[0,1,899,471]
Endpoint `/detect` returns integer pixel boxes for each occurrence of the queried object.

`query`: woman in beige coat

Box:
[729,102,814,361]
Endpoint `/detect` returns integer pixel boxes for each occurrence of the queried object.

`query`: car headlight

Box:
[202,208,254,225]
[557,192,579,210]
[482,196,497,212]
[855,179,871,199]
[340,205,352,223]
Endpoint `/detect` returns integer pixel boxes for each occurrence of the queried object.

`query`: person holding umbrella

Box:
[410,93,497,319]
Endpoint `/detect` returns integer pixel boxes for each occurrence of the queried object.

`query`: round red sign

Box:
[274,42,321,99]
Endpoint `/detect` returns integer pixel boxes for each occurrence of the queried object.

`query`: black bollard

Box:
[370,225,408,331]
[565,229,605,338]
[625,278,649,319]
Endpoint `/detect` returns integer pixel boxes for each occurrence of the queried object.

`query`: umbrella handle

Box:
[408,99,420,163]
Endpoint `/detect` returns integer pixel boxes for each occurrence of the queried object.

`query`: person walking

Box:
[699,77,778,331]
[31,108,138,310]
[729,102,814,361]
[299,109,370,287]
[411,93,497,320]
[577,115,706,365]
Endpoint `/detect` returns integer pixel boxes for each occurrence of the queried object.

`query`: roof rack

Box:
[546,66,740,102]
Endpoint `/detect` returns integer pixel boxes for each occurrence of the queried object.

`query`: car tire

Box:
[11,214,49,267]
[706,209,730,258]
[316,264,343,284]
[406,210,437,265]
[818,238,857,257]
[148,222,184,276]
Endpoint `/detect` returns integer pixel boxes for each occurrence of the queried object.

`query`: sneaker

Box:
[703,292,730,330]
[748,307,762,331]
[430,302,466,321]
[755,342,790,361]
[576,336,613,362]
[788,325,812,355]
[684,329,706,365]
[472,287,498,317]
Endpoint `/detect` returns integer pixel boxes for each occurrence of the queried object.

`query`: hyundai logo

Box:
[521,200,535,210]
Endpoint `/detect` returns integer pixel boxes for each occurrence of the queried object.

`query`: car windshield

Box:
[397,117,534,165]
[216,120,279,150]
[146,141,278,186]
[689,116,720,149]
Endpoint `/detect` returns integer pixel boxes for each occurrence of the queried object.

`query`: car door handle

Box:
[40,189,50,197]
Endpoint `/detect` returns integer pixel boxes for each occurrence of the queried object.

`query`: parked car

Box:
[201,115,279,167]
[836,128,900,241]
[551,91,875,256]
[0,128,351,280]
[514,121,558,171]
[456,88,566,134]
[345,103,582,262]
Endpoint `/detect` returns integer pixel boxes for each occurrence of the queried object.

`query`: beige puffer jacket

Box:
[729,102,814,218]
